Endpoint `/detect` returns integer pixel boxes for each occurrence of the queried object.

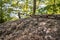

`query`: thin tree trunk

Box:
[18,12,21,19]
[32,0,36,15]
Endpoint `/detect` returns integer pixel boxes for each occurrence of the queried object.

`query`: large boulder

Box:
[0,15,60,40]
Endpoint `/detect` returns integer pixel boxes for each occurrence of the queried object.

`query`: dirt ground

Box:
[0,15,60,40]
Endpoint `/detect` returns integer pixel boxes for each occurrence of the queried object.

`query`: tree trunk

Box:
[32,0,36,15]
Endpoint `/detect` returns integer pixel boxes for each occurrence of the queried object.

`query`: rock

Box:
[0,15,60,40]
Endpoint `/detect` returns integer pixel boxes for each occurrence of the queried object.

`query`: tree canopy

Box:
[0,0,60,23]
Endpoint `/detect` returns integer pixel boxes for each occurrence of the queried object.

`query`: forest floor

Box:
[0,15,60,40]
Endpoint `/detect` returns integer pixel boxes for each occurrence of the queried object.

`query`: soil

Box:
[0,15,60,40]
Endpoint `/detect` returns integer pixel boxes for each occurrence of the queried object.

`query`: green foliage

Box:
[0,0,60,23]
[0,0,12,23]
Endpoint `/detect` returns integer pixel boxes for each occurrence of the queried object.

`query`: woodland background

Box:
[0,0,60,23]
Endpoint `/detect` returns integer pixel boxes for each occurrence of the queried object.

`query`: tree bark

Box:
[32,0,36,15]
